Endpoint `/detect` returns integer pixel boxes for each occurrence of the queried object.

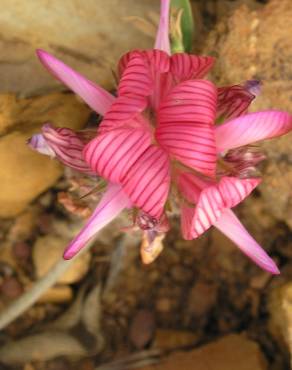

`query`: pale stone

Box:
[268,282,292,366]
[0,0,158,96]
[38,285,73,304]
[141,334,267,370]
[0,92,90,217]
[33,235,91,284]
[203,0,292,226]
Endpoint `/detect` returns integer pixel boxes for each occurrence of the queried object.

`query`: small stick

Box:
[0,240,94,331]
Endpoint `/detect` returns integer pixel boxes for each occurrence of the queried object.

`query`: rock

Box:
[8,207,39,243]
[140,334,267,370]
[268,282,292,365]
[0,0,158,96]
[155,298,172,313]
[203,0,292,226]
[129,309,155,349]
[153,329,199,350]
[0,92,90,217]
[0,277,23,299]
[186,281,217,320]
[12,242,31,261]
[38,285,73,304]
[33,235,91,284]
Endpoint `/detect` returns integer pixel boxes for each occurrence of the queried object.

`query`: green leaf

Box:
[170,0,194,53]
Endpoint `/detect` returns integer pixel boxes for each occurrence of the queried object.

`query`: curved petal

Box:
[118,49,170,111]
[217,85,255,121]
[216,110,292,152]
[179,173,260,239]
[154,0,171,54]
[170,53,215,82]
[118,53,153,97]
[122,146,170,218]
[36,49,115,115]
[63,184,131,259]
[30,123,94,174]
[83,127,152,182]
[214,209,280,274]
[156,80,217,176]
[99,95,148,132]
[119,50,169,78]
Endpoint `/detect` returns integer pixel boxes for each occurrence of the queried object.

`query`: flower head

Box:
[29,0,292,274]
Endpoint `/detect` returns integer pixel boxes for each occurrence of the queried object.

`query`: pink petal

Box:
[118,49,170,111]
[63,183,131,259]
[154,0,171,54]
[40,124,94,174]
[122,146,170,218]
[119,50,169,77]
[118,53,152,97]
[180,206,196,240]
[156,80,217,176]
[216,110,292,152]
[217,85,255,121]
[98,114,151,135]
[179,173,260,239]
[99,95,148,133]
[214,209,280,274]
[170,53,215,82]
[36,49,115,115]
[83,127,152,182]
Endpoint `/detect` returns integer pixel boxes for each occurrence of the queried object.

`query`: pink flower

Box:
[29,0,292,273]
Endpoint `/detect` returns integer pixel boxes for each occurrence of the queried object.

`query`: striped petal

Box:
[118,53,152,97]
[36,49,114,115]
[83,127,151,182]
[170,53,215,82]
[156,80,217,176]
[154,0,171,54]
[122,146,170,218]
[216,110,292,152]
[214,209,280,274]
[217,85,255,121]
[99,95,148,133]
[179,173,260,239]
[119,50,169,76]
[30,123,94,174]
[63,184,131,259]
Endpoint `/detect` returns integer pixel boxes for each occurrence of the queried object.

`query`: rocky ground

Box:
[0,0,292,369]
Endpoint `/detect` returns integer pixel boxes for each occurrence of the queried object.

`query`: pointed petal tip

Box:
[63,250,74,260]
[268,262,280,275]
[36,49,54,65]
[35,48,115,115]
[63,245,79,260]
[154,0,171,54]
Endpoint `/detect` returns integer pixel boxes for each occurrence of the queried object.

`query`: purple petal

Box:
[244,80,261,97]
[28,133,56,157]
[214,209,280,274]
[63,183,131,259]
[36,49,115,115]
[154,0,171,54]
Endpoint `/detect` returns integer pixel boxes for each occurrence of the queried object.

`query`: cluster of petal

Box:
[28,0,292,275]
